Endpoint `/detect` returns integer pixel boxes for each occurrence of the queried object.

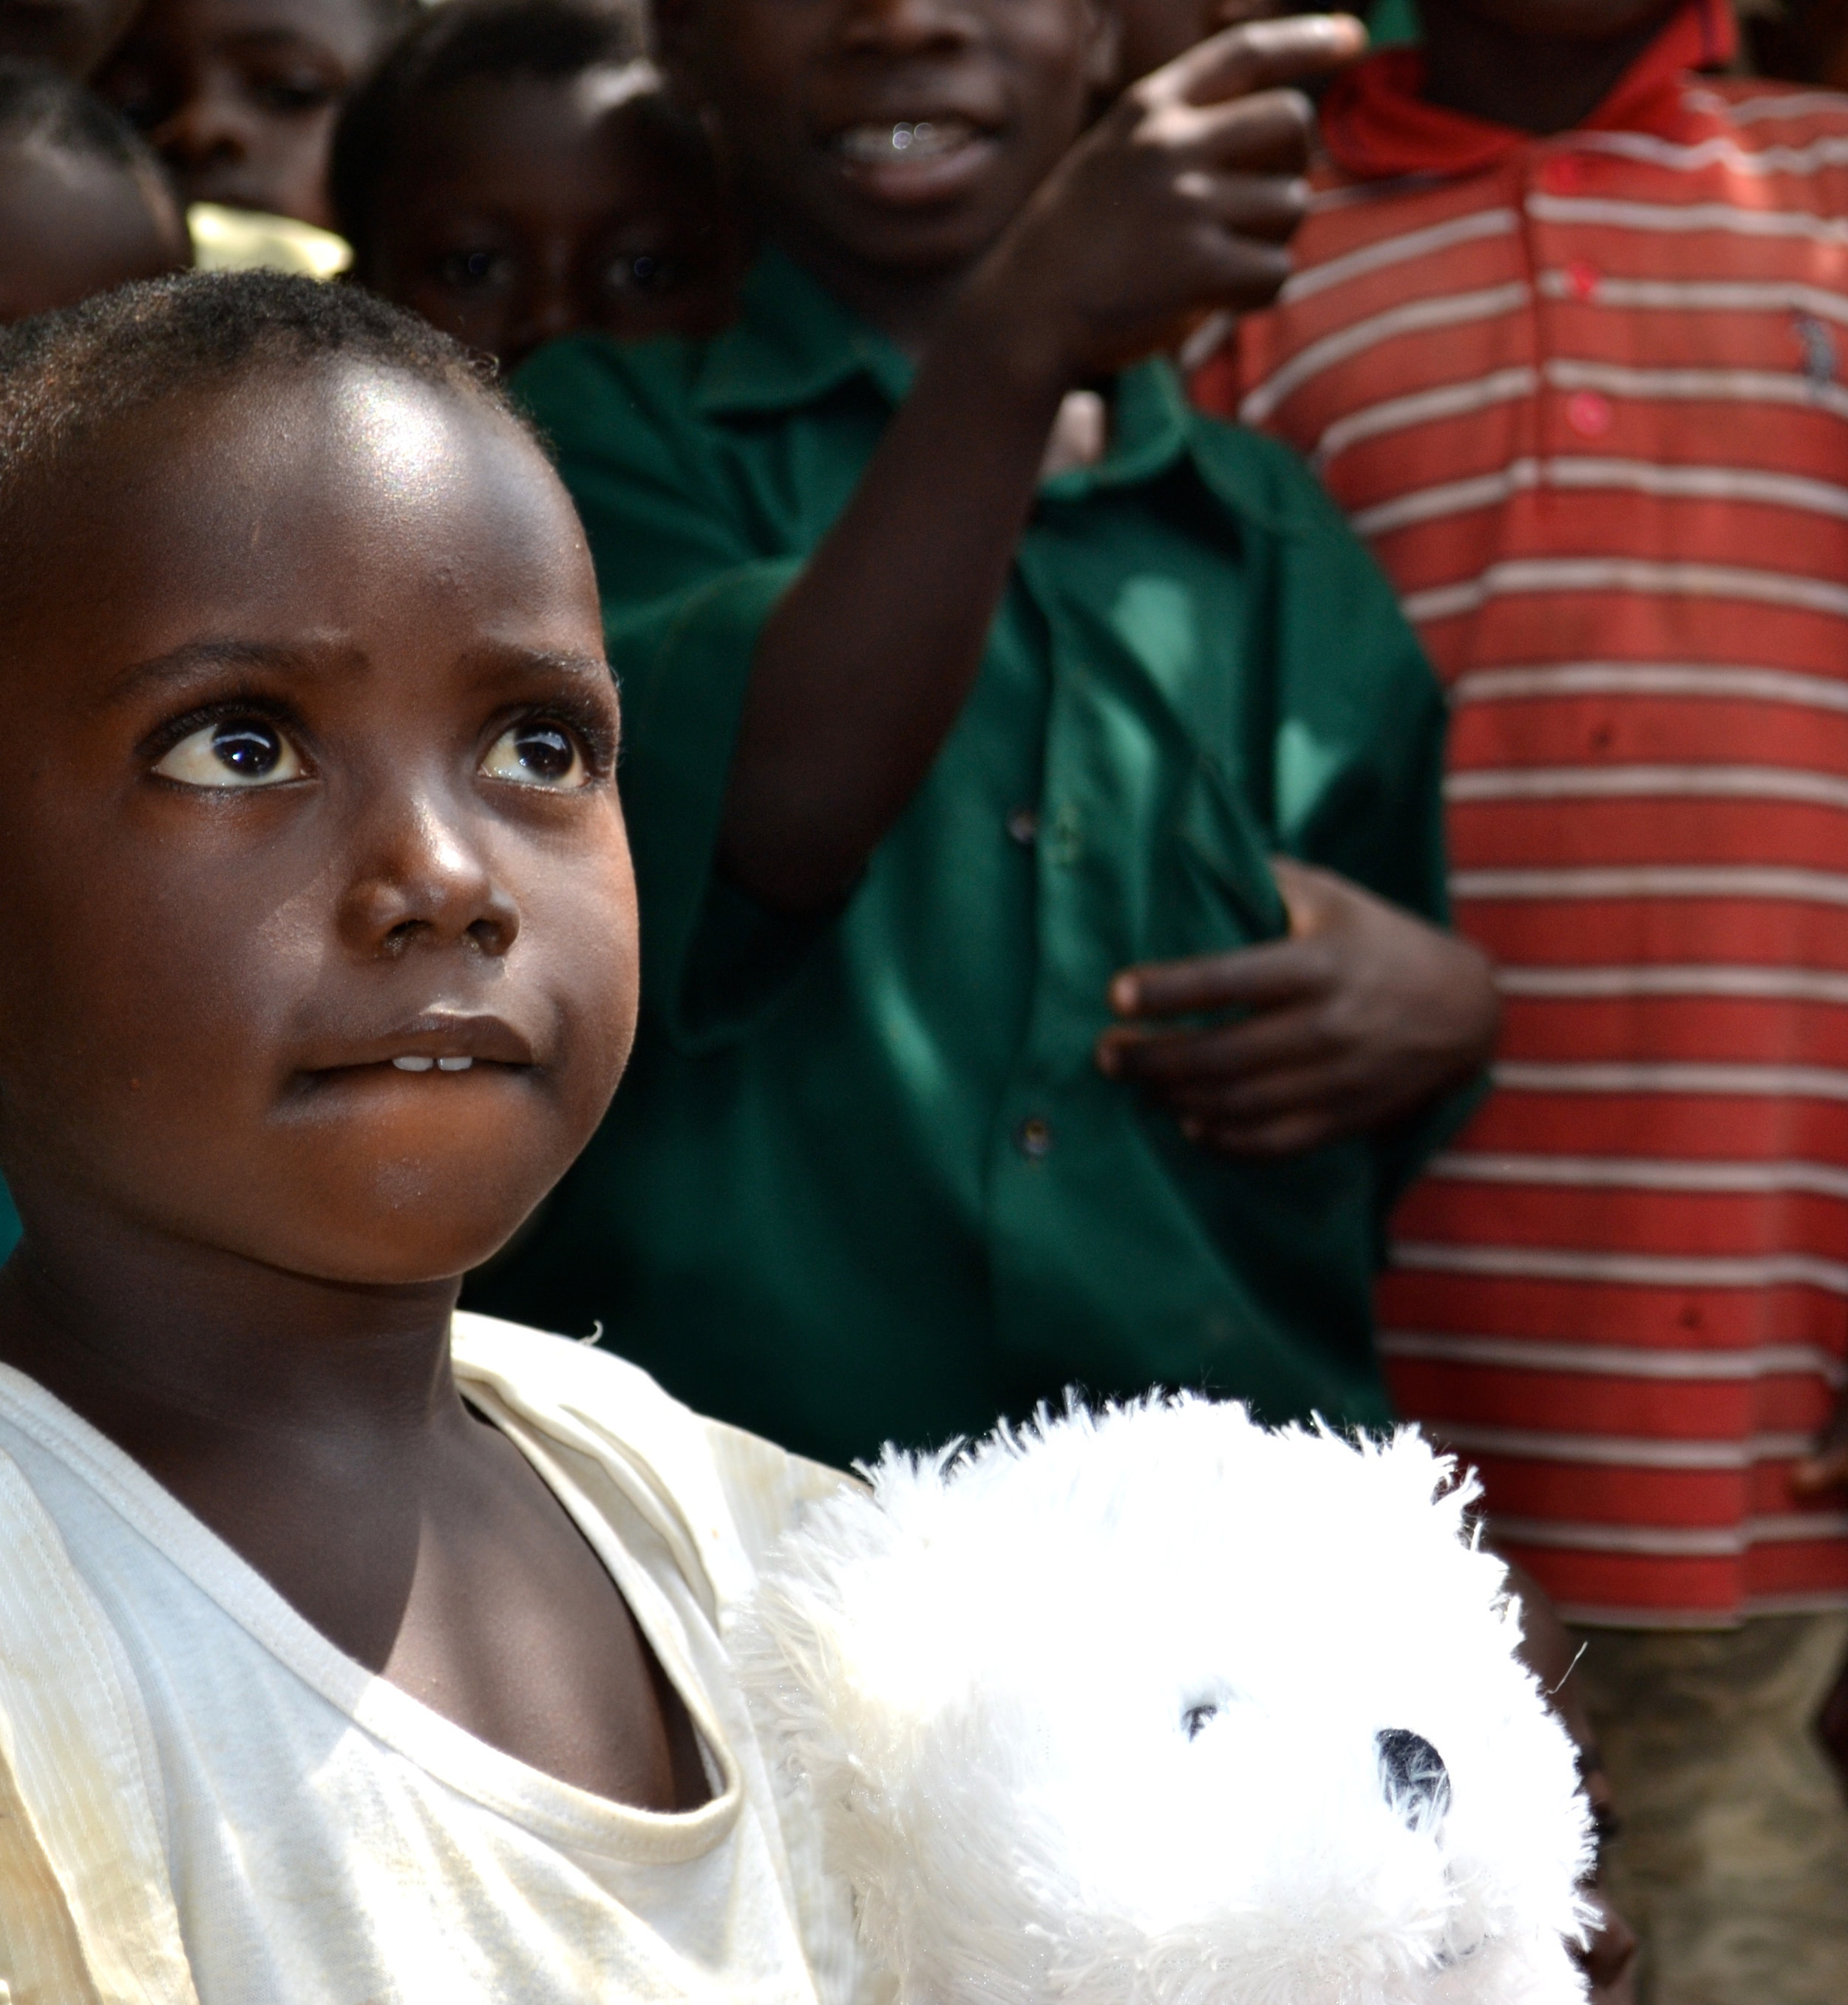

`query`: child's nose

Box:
[338,800,521,961]
[152,81,256,170]
[838,0,977,57]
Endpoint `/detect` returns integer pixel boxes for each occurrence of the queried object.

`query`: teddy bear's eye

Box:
[1182,1702,1219,1740]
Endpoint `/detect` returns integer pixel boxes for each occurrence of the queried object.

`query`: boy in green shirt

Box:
[472,5,1499,1465]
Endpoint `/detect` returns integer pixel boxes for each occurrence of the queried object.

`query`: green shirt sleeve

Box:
[516,336,814,1052]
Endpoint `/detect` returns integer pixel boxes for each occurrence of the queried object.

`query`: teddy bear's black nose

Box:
[1376,1728,1451,1826]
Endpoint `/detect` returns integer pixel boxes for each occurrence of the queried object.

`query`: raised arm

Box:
[718,16,1367,914]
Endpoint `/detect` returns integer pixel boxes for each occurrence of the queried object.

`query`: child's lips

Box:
[827,116,996,202]
[293,1011,541,1086]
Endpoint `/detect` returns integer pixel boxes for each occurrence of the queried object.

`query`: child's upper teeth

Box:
[437,1056,473,1072]
[390,1054,474,1072]
[837,119,972,164]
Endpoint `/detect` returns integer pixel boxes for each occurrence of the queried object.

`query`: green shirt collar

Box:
[696,247,1200,500]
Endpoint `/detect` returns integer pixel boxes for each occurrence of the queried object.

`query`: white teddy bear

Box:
[737,1396,1594,2005]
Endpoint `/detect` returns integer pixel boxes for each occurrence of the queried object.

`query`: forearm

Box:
[717,301,1067,915]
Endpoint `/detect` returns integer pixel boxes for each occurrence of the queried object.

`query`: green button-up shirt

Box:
[473,251,1459,1466]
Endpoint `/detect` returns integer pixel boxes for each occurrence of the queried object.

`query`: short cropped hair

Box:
[331,0,660,266]
[0,60,171,186]
[0,270,523,609]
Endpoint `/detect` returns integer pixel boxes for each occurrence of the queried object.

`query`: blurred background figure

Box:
[96,0,411,271]
[332,0,741,371]
[0,62,188,322]
[0,0,137,77]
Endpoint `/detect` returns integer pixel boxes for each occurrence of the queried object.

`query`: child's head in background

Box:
[0,64,188,322]
[0,272,637,1287]
[96,0,412,228]
[334,0,741,372]
[0,0,135,78]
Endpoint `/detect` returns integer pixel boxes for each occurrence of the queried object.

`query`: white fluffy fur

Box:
[736,1398,1594,2005]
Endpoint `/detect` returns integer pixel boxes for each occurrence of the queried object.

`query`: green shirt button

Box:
[1006,806,1039,846]
[1016,1117,1053,1160]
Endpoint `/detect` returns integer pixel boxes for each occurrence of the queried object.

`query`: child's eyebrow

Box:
[103,639,329,707]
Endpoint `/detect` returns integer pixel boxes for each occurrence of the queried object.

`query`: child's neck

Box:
[0,1199,462,1455]
[1417,0,1674,136]
[776,226,973,358]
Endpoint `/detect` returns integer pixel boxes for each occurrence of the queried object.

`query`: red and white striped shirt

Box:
[1204,0,1848,1626]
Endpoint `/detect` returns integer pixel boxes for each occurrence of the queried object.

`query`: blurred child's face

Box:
[0,142,188,320]
[0,0,138,74]
[364,69,742,374]
[98,0,390,227]
[0,364,639,1284]
[673,0,1114,282]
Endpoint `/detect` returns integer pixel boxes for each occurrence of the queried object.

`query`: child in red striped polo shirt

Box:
[1175,0,1848,1997]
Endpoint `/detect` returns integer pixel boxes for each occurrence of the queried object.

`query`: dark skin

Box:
[669,0,1498,1155]
[98,0,395,227]
[1418,0,1680,135]
[357,69,744,375]
[0,0,137,75]
[0,364,706,1811]
[0,142,190,322]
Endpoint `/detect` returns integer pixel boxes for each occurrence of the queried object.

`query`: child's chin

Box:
[257,1168,563,1290]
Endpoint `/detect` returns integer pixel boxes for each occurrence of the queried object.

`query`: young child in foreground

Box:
[333,0,742,372]
[470,0,1501,1466]
[0,270,857,2001]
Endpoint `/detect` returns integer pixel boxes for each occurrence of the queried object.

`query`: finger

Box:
[1172,168,1310,242]
[1159,1056,1365,1129]
[1175,85,1318,175]
[1152,13,1366,110]
[1109,937,1333,1018]
[1186,234,1296,314]
[1791,1443,1848,1495]
[1098,1006,1338,1085]
[1191,1106,1342,1155]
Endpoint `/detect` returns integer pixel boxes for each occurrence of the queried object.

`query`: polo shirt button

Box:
[1006,805,1039,846]
[1564,259,1600,302]
[1016,1117,1053,1160]
[1566,389,1614,438]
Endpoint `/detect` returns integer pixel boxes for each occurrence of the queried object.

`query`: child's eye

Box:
[439,248,515,292]
[253,71,339,114]
[152,717,305,789]
[481,721,590,789]
[602,252,678,297]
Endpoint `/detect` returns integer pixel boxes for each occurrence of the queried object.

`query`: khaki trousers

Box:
[1575,1613,1848,2005]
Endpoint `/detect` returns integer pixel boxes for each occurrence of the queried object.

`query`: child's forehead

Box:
[15,367,566,623]
[143,0,389,58]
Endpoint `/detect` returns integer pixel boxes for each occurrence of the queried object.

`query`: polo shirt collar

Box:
[694,246,1200,495]
[1319,0,1736,182]
[696,247,914,415]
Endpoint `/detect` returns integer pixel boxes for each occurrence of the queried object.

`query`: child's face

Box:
[364,70,742,374]
[0,364,639,1286]
[98,0,389,228]
[0,0,138,74]
[0,143,189,321]
[673,0,1113,283]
